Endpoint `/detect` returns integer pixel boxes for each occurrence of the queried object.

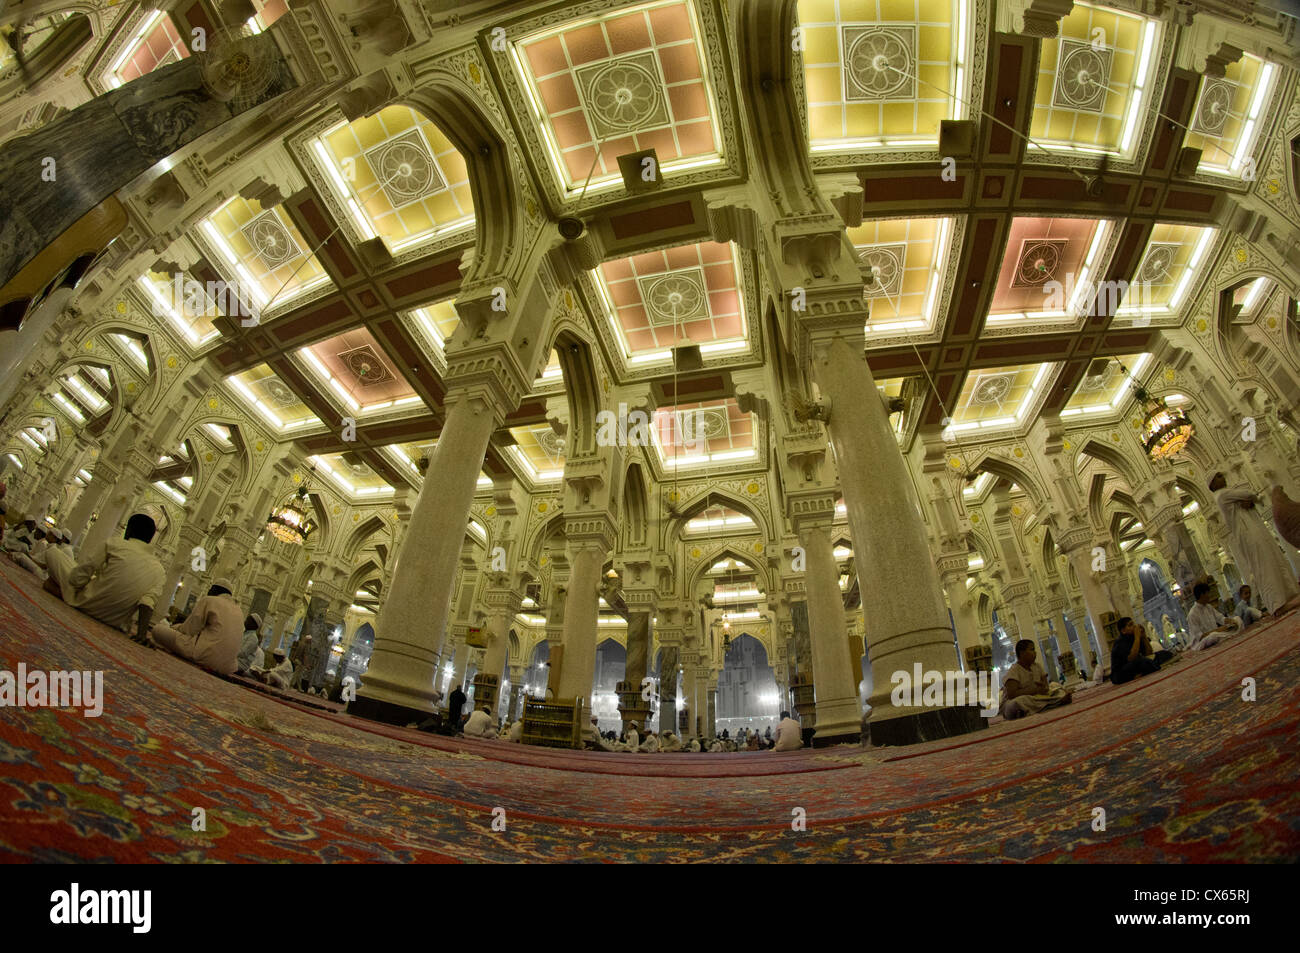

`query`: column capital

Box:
[786,492,840,534]
[1002,580,1032,602]
[563,512,616,554]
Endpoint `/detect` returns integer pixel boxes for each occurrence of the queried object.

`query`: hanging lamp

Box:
[267,469,317,545]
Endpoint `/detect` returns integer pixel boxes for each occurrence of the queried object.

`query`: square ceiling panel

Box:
[1183,53,1277,177]
[1029,2,1159,157]
[1061,353,1147,418]
[1116,224,1217,317]
[300,328,421,415]
[988,217,1110,320]
[315,106,473,251]
[597,241,745,358]
[849,216,955,334]
[108,11,189,87]
[201,196,330,313]
[136,270,222,347]
[799,0,971,152]
[311,453,394,499]
[945,363,1054,438]
[384,441,494,489]
[652,397,755,466]
[228,364,321,434]
[508,425,567,482]
[512,0,723,196]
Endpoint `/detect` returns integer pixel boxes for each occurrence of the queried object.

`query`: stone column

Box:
[64,418,141,540]
[658,643,679,734]
[353,385,507,723]
[26,434,91,518]
[79,444,158,554]
[791,511,861,745]
[617,608,653,731]
[810,332,978,745]
[556,537,608,709]
[1066,603,1098,671]
[477,587,522,717]
[1060,529,1117,661]
[939,556,983,667]
[681,660,698,739]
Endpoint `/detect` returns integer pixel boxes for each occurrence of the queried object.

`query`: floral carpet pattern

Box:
[1,562,1298,862]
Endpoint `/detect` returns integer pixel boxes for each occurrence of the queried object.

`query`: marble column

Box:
[939,560,983,666]
[353,387,504,723]
[64,421,139,540]
[811,333,978,745]
[1066,603,1099,671]
[1065,544,1116,659]
[793,517,862,745]
[681,663,698,739]
[79,447,156,554]
[658,645,679,735]
[618,610,653,731]
[556,539,606,710]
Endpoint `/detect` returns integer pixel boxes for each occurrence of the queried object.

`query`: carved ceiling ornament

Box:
[842,25,915,101]
[337,344,395,387]
[637,268,710,327]
[575,52,670,138]
[241,211,301,270]
[859,243,906,298]
[364,127,445,208]
[1051,40,1112,113]
[1011,239,1065,287]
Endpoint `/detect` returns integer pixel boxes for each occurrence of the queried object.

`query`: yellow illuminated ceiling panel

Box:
[1061,353,1147,418]
[848,216,953,333]
[945,363,1054,437]
[799,0,970,151]
[228,364,320,433]
[512,0,723,197]
[508,425,567,482]
[136,270,222,346]
[311,452,394,498]
[1116,224,1217,316]
[201,196,330,313]
[1183,53,1277,177]
[316,106,473,252]
[1029,2,1158,157]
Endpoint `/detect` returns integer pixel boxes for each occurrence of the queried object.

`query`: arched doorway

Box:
[715,633,780,738]
[592,638,626,732]
[1138,558,1185,644]
[339,622,374,686]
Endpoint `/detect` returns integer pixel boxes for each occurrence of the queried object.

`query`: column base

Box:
[867,705,987,747]
[347,694,432,727]
[810,727,862,747]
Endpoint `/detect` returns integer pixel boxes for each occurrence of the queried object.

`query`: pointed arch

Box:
[687,541,772,599]
[667,486,769,543]
[1078,436,1144,489]
[342,514,388,563]
[551,328,602,459]
[965,452,1048,510]
[621,461,649,549]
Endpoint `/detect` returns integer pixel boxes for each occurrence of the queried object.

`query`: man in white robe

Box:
[147,578,246,675]
[773,711,804,751]
[462,707,497,739]
[999,639,1073,717]
[1186,581,1241,650]
[1211,473,1300,616]
[44,513,165,641]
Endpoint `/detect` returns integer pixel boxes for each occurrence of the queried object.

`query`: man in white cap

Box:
[145,576,245,675]
[237,612,264,675]
[44,513,165,641]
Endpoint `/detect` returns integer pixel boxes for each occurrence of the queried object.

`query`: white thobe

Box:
[462,710,496,738]
[45,538,165,631]
[1215,486,1300,612]
[773,717,804,751]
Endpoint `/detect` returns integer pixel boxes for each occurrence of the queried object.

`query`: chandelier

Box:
[1139,394,1194,462]
[267,474,316,545]
[1116,360,1194,463]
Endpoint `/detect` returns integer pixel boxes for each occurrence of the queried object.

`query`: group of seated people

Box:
[3,509,307,691]
[998,580,1272,720]
[437,706,809,754]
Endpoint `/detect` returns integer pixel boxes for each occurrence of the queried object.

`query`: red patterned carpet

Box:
[1,560,1298,862]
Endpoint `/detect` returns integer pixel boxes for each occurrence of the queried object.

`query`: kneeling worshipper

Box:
[999,639,1073,718]
[145,577,245,675]
[44,513,165,642]
[1186,582,1242,650]
[773,711,804,751]
[462,706,497,739]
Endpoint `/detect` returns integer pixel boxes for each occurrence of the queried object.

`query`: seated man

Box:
[1186,582,1242,651]
[147,578,246,675]
[462,706,497,739]
[256,649,294,689]
[1234,585,1264,626]
[237,614,264,675]
[773,711,804,751]
[1,516,37,556]
[637,728,660,753]
[11,524,49,578]
[660,731,683,752]
[1110,617,1163,684]
[43,513,165,642]
[620,724,641,752]
[999,639,1073,718]
[502,719,524,743]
